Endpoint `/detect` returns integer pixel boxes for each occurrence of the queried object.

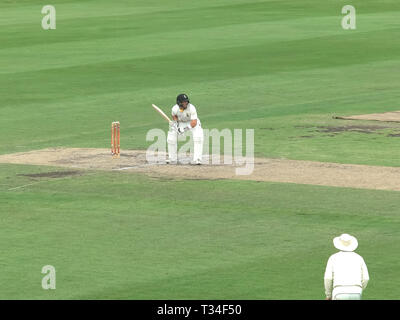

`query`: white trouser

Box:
[334,293,361,300]
[332,286,362,300]
[167,121,203,162]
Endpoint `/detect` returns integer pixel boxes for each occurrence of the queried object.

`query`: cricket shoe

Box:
[166,159,178,165]
[191,159,202,165]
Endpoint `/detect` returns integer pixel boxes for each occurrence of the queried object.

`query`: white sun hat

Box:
[333,233,358,252]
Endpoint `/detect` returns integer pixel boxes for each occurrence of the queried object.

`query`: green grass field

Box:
[1,0,399,299]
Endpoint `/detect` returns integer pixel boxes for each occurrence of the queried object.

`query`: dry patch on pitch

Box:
[334,111,400,123]
[1,147,400,191]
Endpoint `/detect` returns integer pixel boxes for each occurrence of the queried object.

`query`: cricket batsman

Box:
[167,94,203,165]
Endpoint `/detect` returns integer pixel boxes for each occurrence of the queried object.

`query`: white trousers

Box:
[167,122,203,162]
[332,286,363,300]
[334,293,361,300]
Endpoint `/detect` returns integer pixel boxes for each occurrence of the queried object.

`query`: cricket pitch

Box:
[0,147,400,191]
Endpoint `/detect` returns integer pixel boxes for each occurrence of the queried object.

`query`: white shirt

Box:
[324,251,369,298]
[171,103,201,125]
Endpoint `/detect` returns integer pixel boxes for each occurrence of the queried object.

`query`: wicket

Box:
[111,121,120,158]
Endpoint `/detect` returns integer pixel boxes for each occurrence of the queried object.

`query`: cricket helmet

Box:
[176,93,190,109]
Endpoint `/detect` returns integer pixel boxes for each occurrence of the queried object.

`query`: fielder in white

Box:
[167,94,204,165]
[324,234,370,300]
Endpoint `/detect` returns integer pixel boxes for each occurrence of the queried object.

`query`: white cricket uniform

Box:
[324,251,369,300]
[167,103,203,163]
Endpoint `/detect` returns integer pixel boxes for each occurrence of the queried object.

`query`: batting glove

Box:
[177,126,191,135]
[169,121,178,131]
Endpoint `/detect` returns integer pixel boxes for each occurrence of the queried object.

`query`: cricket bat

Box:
[152,104,171,123]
